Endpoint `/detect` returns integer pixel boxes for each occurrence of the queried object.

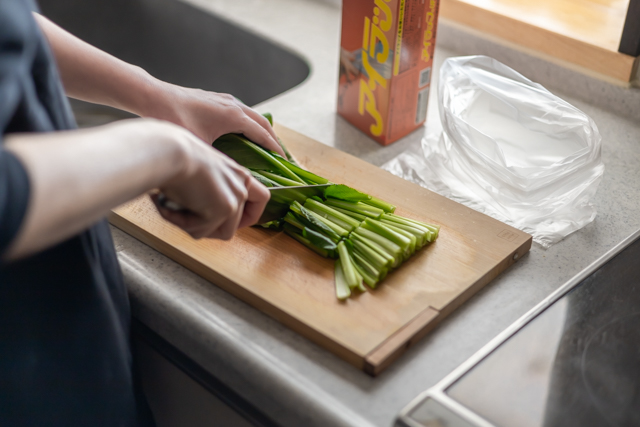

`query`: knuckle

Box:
[219,197,240,218]
[218,199,235,216]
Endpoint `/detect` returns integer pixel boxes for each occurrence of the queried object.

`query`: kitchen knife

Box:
[156,184,332,225]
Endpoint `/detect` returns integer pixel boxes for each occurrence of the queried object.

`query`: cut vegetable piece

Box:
[338,241,359,289]
[331,206,368,222]
[284,212,305,230]
[383,213,440,238]
[381,214,438,242]
[348,251,365,291]
[353,252,380,285]
[304,199,360,232]
[324,199,384,219]
[362,247,394,274]
[324,184,371,202]
[284,213,338,257]
[259,171,305,187]
[361,196,396,213]
[353,260,376,289]
[334,259,351,300]
[213,135,305,184]
[351,237,388,272]
[352,227,402,267]
[284,224,331,258]
[289,206,341,243]
[380,219,427,247]
[275,157,330,185]
[301,227,338,257]
[259,219,283,230]
[213,134,274,170]
[298,207,349,238]
[351,233,395,268]
[362,219,412,256]
[250,171,279,187]
[378,221,417,253]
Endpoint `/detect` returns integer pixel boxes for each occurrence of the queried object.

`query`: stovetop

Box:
[397,231,640,427]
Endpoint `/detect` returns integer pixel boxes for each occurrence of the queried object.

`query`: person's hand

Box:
[150,121,270,240]
[149,83,285,158]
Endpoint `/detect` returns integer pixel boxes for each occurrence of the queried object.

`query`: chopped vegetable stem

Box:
[259,171,305,187]
[338,242,359,288]
[324,199,384,219]
[361,196,396,213]
[334,259,351,300]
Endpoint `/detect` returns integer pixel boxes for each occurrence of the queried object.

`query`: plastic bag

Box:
[383,56,604,248]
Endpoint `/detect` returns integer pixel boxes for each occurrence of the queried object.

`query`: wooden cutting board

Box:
[110,124,532,375]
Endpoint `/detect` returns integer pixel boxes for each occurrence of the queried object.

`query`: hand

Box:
[150,83,285,157]
[4,118,270,260]
[151,122,271,240]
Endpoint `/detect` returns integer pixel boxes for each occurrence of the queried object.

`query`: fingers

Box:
[153,152,270,241]
[238,176,270,228]
[237,104,286,157]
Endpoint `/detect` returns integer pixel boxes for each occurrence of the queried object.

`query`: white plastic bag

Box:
[383,56,604,248]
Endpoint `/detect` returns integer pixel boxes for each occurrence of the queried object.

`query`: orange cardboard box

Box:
[338,0,440,145]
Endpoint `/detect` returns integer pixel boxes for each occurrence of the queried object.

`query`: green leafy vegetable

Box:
[212,114,440,300]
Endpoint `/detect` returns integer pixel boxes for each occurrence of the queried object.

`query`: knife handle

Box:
[155,192,187,213]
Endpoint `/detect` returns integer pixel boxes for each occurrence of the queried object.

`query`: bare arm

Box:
[4,119,269,261]
[33,13,284,156]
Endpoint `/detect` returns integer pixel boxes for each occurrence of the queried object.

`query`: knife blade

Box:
[155,184,331,225]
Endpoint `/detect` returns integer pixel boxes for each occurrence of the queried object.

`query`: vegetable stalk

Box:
[211,116,440,299]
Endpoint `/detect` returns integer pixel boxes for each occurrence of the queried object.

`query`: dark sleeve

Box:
[0,146,30,259]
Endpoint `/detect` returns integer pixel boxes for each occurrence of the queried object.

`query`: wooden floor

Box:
[440,0,638,82]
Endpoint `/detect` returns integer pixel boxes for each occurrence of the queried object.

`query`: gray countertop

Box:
[112,1,640,426]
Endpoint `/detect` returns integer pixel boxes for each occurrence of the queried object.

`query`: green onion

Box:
[361,196,395,213]
[284,224,331,258]
[338,241,359,289]
[323,199,384,219]
[334,259,351,300]
[330,206,368,222]
[352,227,402,267]
[380,219,427,248]
[304,199,361,232]
[213,118,440,300]
[259,171,304,187]
[288,203,341,243]
[362,219,412,257]
[350,236,389,272]
[352,251,380,288]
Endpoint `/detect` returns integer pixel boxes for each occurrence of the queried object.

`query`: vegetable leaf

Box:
[324,184,371,202]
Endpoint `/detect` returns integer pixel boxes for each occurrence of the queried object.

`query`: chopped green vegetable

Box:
[362,196,396,213]
[323,199,384,219]
[334,259,351,300]
[259,171,305,187]
[212,115,440,300]
[324,184,371,202]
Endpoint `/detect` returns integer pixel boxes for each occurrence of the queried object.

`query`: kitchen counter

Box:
[111,0,640,426]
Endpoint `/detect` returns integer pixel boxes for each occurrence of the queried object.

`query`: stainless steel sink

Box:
[38,0,310,127]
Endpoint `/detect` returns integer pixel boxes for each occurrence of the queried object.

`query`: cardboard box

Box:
[338,0,440,145]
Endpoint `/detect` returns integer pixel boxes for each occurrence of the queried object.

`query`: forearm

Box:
[3,120,187,260]
[34,13,164,117]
